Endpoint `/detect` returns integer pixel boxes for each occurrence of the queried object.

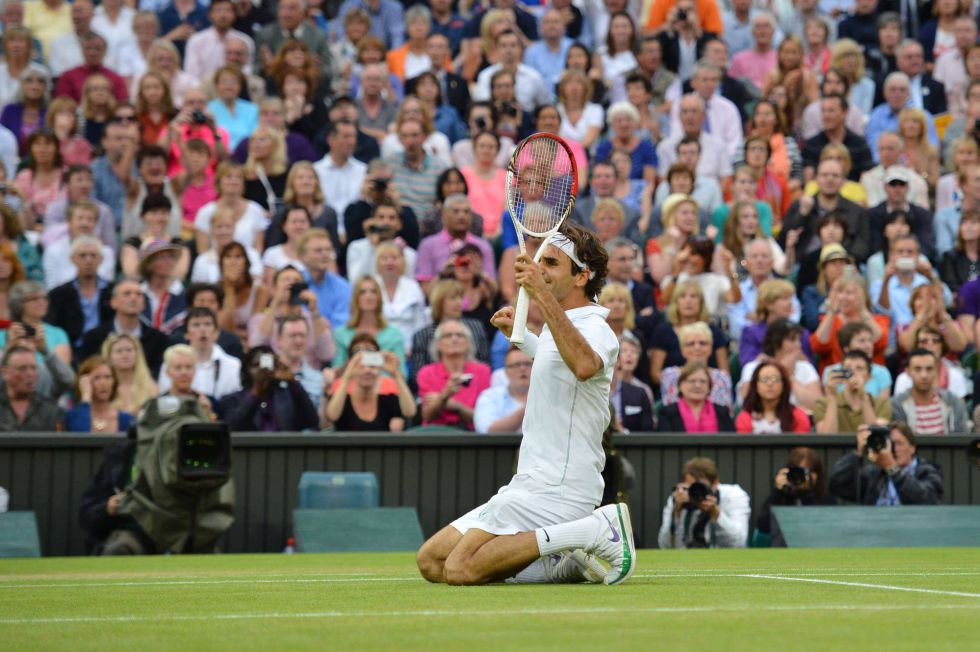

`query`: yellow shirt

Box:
[803,180,868,207]
[23,0,72,60]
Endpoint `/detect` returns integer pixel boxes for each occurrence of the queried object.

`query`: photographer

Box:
[753,447,836,547]
[220,346,319,432]
[829,422,944,505]
[345,200,416,282]
[658,457,750,549]
[814,350,893,433]
[343,159,420,250]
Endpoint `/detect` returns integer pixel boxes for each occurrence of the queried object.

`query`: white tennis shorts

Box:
[451,474,595,536]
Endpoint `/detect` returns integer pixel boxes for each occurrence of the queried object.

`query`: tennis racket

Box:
[505,133,578,344]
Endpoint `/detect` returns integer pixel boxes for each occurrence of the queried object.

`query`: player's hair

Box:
[682,456,719,483]
[557,223,608,300]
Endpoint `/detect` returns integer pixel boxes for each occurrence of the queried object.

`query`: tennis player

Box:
[416,223,636,586]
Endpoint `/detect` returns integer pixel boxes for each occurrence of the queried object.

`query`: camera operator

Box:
[829,421,944,505]
[220,346,319,432]
[658,457,750,549]
[753,447,836,547]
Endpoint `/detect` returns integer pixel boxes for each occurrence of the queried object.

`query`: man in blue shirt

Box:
[300,229,351,329]
[156,0,209,58]
[332,0,404,49]
[866,72,939,163]
[91,119,139,230]
[522,9,573,89]
[936,164,980,256]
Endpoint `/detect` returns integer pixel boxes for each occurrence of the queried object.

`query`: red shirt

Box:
[416,360,491,428]
[53,65,129,103]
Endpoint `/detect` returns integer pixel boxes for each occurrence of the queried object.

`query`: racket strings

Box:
[507,138,575,237]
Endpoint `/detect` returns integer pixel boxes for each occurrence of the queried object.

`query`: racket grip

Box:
[510,287,530,345]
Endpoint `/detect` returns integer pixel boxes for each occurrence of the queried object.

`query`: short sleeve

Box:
[416,363,444,397]
[194,202,215,232]
[873,397,893,421]
[650,321,675,352]
[811,397,828,423]
[794,361,819,384]
[578,314,620,374]
[584,103,605,128]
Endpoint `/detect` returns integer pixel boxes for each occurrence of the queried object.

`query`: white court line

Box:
[744,574,980,599]
[1,603,978,626]
[0,577,421,589]
[635,572,980,578]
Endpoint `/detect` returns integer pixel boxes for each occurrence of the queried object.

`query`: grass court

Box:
[1,548,977,651]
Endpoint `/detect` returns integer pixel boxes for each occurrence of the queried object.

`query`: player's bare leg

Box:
[442,530,541,586]
[416,526,464,583]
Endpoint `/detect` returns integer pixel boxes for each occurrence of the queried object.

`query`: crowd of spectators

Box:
[0,0,978,440]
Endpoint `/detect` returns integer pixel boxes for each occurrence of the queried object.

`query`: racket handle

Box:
[510,287,530,345]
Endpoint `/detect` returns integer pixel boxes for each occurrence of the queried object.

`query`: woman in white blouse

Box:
[193,162,268,254]
[595,11,638,86]
[376,241,429,354]
[557,69,604,153]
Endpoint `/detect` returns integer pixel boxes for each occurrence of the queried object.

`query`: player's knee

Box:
[416,548,444,583]
[443,558,482,586]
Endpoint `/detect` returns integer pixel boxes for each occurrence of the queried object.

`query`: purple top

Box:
[415,230,497,282]
[956,278,980,318]
[739,322,814,367]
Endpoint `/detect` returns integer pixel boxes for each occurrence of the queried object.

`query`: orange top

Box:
[809,314,890,376]
[386,46,453,82]
[644,0,724,35]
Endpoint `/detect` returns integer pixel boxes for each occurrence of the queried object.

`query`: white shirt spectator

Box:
[42,238,115,290]
[668,94,743,159]
[190,245,263,283]
[380,131,452,169]
[657,483,750,549]
[346,238,417,283]
[558,103,605,146]
[312,153,367,219]
[158,343,243,399]
[472,63,554,113]
[0,61,48,105]
[474,384,524,434]
[194,201,269,249]
[91,6,136,56]
[0,123,17,178]
[656,132,733,183]
[378,274,429,351]
[262,244,307,275]
[183,27,254,82]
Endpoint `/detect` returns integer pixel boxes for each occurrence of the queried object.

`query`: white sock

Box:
[535,515,600,556]
[506,558,551,584]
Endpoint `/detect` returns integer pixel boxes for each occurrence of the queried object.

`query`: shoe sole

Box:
[605,503,636,586]
[570,550,605,583]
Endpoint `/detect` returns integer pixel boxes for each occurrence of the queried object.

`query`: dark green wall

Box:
[0,433,976,556]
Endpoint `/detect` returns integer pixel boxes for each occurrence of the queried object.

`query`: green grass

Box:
[1,548,978,651]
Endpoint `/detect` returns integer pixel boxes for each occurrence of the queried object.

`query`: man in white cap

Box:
[860,132,929,209]
[416,223,636,587]
[864,165,936,261]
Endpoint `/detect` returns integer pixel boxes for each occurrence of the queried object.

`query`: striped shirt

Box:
[386,153,448,220]
[913,396,945,435]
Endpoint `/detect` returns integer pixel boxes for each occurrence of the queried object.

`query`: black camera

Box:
[191,110,208,124]
[474,116,488,131]
[367,224,391,234]
[372,178,389,192]
[21,322,36,338]
[974,118,980,134]
[177,423,232,481]
[686,480,711,505]
[677,8,688,21]
[499,102,518,118]
[866,425,891,453]
[288,282,309,306]
[781,466,811,496]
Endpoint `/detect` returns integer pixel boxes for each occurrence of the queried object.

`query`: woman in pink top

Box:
[656,362,735,433]
[460,131,506,238]
[417,318,491,429]
[14,130,62,230]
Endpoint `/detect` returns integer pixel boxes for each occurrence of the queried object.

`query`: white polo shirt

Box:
[515,304,619,505]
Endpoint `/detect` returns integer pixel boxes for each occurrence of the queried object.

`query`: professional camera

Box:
[686,480,711,506]
[866,425,891,454]
[780,466,811,496]
[118,396,234,553]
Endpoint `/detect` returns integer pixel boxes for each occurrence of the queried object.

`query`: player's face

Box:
[538,245,586,302]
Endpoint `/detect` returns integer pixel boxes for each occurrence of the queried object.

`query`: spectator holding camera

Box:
[346,201,416,282]
[657,362,735,432]
[658,456,750,549]
[821,322,894,401]
[891,348,969,434]
[220,346,319,432]
[815,350,893,433]
[324,334,416,432]
[736,360,813,434]
[418,318,491,429]
[754,447,835,546]
[331,275,406,374]
[830,422,943,505]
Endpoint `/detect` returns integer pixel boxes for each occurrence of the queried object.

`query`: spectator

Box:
[90,119,141,230]
[620,73,661,147]
[719,201,789,278]
[346,202,416,283]
[253,0,332,85]
[13,129,62,230]
[0,279,71,366]
[78,279,171,377]
[137,239,187,336]
[708,166,775,241]
[113,11,160,81]
[662,234,741,320]
[574,162,639,233]
[730,241,800,345]
[261,205,311,285]
[800,239,851,331]
[656,94,731,185]
[727,12,779,92]
[417,318,491,429]
[262,162,340,257]
[157,307,241,399]
[157,343,219,420]
[866,211,926,289]
[937,164,980,257]
[53,32,128,103]
[207,65,257,150]
[940,210,980,295]
[761,36,820,129]
[802,17,832,77]
[384,4,432,83]
[415,194,495,294]
[376,242,429,352]
[737,137,792,224]
[657,456,749,549]
[44,236,115,351]
[325,335,416,431]
[649,278,729,388]
[799,65,868,141]
[0,242,24,320]
[232,97,317,166]
[865,12,901,80]
[0,345,64,431]
[753,447,835,546]
[837,0,879,52]
[66,356,136,433]
[120,195,188,280]
[933,16,978,119]
[738,319,822,413]
[897,108,941,188]
[410,279,490,384]
[874,40,947,116]
[167,282,243,359]
[313,121,367,221]
[275,314,324,409]
[473,30,551,113]
[301,229,351,330]
[521,9,572,89]
[740,100,800,188]
[344,159,421,249]
[101,333,158,415]
[122,145,183,241]
[0,27,47,107]
[812,273,889,374]
[0,67,50,156]
[605,237,655,317]
[894,325,970,400]
[332,275,407,374]
[563,41,608,105]
[800,95,874,182]
[191,207,261,285]
[657,362,735,433]
[474,346,531,433]
[890,348,969,433]
[249,265,335,368]
[217,345,318,431]
[332,0,404,51]
[862,134,930,211]
[78,74,117,147]
[597,11,639,86]
[193,162,267,254]
[936,137,979,215]
[736,360,812,434]
[183,0,252,82]
[45,97,92,167]
[241,126,287,212]
[829,422,943,504]
[131,40,197,109]
[610,331,654,431]
[654,1,717,81]
[354,62,398,144]
[646,193,702,293]
[821,322,895,401]
[159,86,230,178]
[865,168,936,265]
[814,350,893,433]
[660,322,733,410]
[0,202,41,285]
[738,278,808,365]
[598,281,642,344]
[590,199,627,244]
[411,72,467,148]
[460,131,506,237]
[386,117,449,220]
[380,99,452,168]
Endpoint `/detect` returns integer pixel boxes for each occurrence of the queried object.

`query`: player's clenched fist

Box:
[514,253,548,299]
[490,306,516,338]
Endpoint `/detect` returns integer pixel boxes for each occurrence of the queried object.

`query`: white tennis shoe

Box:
[584,503,636,585]
[551,550,605,583]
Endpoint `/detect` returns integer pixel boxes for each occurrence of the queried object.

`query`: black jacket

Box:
[828,453,944,505]
[220,381,319,432]
[779,196,870,263]
[865,202,937,263]
[78,440,141,553]
[801,130,874,180]
[619,382,654,433]
[405,72,471,117]
[656,402,735,432]
[940,250,978,296]
[45,280,115,352]
[77,321,171,378]
[873,72,947,116]
[657,31,717,77]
